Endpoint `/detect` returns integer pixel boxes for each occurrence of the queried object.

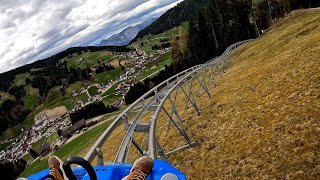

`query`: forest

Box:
[69,102,118,124]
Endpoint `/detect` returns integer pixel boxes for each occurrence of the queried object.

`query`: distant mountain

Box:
[99,18,157,46]
[131,0,210,43]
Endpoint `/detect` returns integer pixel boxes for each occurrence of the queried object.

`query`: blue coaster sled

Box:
[27,159,186,180]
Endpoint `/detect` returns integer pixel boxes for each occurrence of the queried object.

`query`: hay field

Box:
[167,10,320,179]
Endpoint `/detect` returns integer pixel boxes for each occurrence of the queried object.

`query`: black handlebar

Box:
[63,156,97,180]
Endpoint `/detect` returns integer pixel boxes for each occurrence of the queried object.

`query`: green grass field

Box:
[45,96,74,110]
[24,85,39,97]
[66,81,85,95]
[140,66,164,80]
[93,68,122,84]
[75,92,89,103]
[23,85,40,110]
[62,51,115,70]
[13,73,30,86]
[181,22,189,32]
[102,84,117,97]
[132,27,179,54]
[23,95,38,110]
[46,87,62,104]
[88,86,99,97]
[102,94,122,105]
[0,92,14,105]
[0,141,11,151]
[20,120,113,177]
[136,52,173,80]
[47,133,59,144]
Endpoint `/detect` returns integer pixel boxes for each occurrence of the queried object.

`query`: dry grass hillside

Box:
[168,10,320,179]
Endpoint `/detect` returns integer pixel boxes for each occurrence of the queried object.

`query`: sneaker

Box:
[46,156,65,180]
[125,156,154,180]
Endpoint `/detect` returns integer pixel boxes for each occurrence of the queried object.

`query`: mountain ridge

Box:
[99,18,157,46]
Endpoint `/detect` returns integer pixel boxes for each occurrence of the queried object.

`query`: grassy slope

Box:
[23,85,39,110]
[102,94,122,105]
[62,51,114,70]
[0,92,14,104]
[92,68,123,84]
[131,27,179,54]
[168,10,320,179]
[13,73,30,86]
[46,87,62,104]
[65,81,84,95]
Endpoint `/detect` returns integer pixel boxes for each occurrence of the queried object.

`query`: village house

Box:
[33,113,48,132]
[37,142,51,157]
[61,119,86,139]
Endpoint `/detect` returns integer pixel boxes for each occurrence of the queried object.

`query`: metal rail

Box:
[84,39,251,164]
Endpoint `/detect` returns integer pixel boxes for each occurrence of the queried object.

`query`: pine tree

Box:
[29,148,39,159]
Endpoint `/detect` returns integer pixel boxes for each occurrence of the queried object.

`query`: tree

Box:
[0,162,15,180]
[57,129,62,136]
[171,37,183,67]
[69,102,118,124]
[30,148,39,159]
[125,82,150,104]
[14,159,27,175]
[0,159,27,180]
[25,78,31,84]
[121,65,125,71]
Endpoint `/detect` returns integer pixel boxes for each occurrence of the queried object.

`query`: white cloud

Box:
[0,0,184,73]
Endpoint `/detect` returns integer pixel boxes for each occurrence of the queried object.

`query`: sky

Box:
[0,0,184,73]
